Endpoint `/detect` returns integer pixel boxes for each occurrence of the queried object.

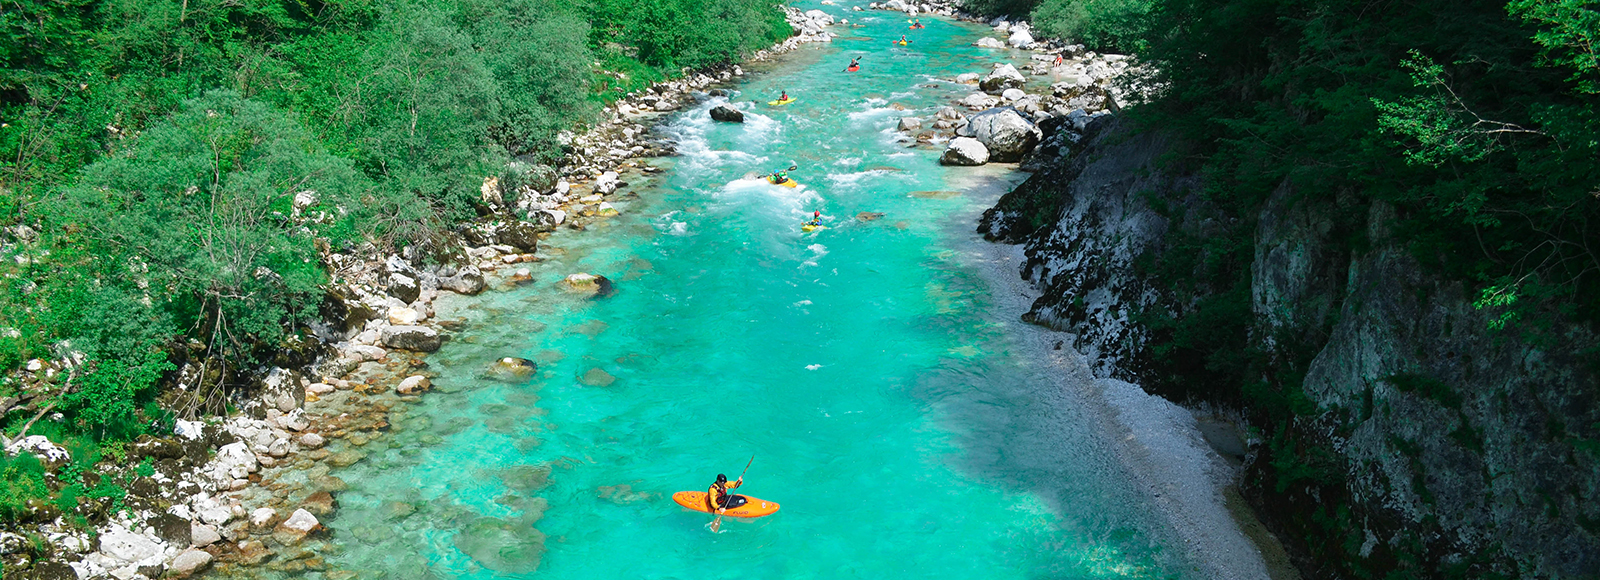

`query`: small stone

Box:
[396,375,431,395]
[388,307,420,326]
[327,450,366,467]
[168,549,213,578]
[302,491,337,516]
[274,509,321,545]
[190,522,221,548]
[312,475,349,492]
[236,540,271,565]
[298,433,325,448]
[250,507,277,528]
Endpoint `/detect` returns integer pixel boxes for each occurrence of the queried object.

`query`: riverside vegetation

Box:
[0,0,786,562]
[965,0,1599,578]
[0,0,1595,578]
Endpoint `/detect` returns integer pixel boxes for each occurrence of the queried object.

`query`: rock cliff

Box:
[980,121,1600,578]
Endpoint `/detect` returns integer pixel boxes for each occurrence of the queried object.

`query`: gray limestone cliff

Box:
[980,121,1600,578]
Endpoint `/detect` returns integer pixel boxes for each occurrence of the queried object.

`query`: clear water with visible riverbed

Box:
[302,7,1197,579]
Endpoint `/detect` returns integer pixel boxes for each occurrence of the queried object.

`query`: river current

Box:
[302,7,1202,579]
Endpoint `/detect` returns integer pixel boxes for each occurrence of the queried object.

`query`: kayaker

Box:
[769,169,791,184]
[849,57,860,69]
[806,211,822,227]
[779,90,789,102]
[899,35,908,44]
[706,473,745,513]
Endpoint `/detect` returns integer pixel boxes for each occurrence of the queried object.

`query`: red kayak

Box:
[847,65,860,72]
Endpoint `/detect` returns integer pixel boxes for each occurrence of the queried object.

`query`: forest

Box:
[0,0,788,517]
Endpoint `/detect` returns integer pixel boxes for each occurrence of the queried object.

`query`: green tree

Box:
[47,91,369,358]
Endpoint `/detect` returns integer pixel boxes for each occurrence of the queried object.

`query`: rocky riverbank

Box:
[860,1,1152,171]
[0,8,843,580]
[973,49,1600,580]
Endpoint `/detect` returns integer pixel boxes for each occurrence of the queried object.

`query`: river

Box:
[282,6,1245,579]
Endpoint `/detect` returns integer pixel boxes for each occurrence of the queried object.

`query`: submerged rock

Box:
[485,357,537,383]
[454,517,546,574]
[857,212,886,221]
[502,465,552,492]
[578,368,616,387]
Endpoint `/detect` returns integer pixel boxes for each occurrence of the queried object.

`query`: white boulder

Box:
[968,108,1042,162]
[939,137,990,166]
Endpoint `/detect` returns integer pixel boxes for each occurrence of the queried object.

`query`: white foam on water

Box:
[847,107,901,122]
[826,169,895,186]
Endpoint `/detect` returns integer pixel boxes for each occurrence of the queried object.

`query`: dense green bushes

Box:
[959,0,1153,52]
[0,0,791,470]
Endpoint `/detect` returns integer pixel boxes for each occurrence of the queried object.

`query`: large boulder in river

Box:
[979,64,1026,94]
[968,107,1041,162]
[710,105,744,123]
[559,273,614,298]
[381,326,441,352]
[940,137,990,166]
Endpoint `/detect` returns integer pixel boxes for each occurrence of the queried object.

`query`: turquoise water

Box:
[312,8,1190,579]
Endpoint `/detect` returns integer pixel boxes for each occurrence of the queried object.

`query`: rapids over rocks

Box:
[232,5,1264,579]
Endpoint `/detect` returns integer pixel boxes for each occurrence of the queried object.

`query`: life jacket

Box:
[707,479,742,509]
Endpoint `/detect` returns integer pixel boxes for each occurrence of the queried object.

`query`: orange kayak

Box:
[672,491,781,518]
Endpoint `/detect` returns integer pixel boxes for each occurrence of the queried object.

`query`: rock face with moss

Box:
[980,122,1600,578]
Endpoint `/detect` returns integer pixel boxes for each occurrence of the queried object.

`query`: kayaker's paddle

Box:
[710,454,756,533]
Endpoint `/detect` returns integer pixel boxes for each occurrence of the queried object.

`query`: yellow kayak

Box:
[767,176,799,188]
[802,223,826,232]
[768,97,796,106]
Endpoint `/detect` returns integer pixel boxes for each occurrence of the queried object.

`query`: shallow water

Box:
[306,8,1195,579]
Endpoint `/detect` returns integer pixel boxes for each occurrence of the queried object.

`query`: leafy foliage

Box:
[1030,0,1153,52]
[0,0,793,484]
[0,453,49,521]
